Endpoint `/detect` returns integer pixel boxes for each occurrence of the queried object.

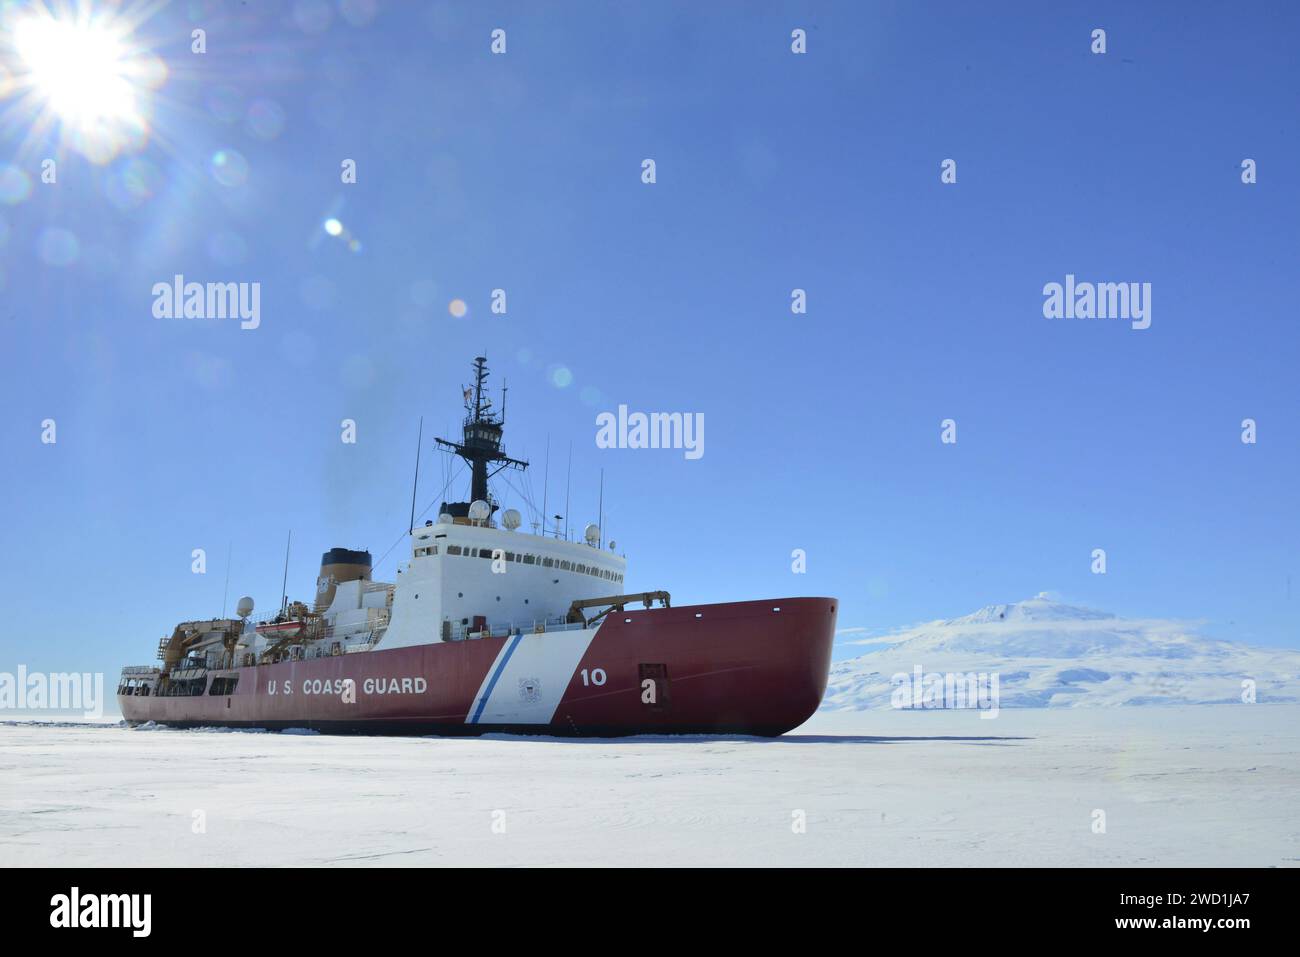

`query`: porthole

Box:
[458,592,463,598]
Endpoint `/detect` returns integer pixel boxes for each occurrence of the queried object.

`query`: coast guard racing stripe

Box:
[465,626,600,725]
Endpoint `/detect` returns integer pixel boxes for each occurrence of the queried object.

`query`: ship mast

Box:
[434,356,528,519]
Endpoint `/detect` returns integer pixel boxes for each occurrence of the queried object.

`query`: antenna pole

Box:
[221,541,232,617]
[597,469,604,549]
[564,442,572,541]
[541,434,550,538]
[473,356,484,419]
[408,416,423,533]
[279,530,292,616]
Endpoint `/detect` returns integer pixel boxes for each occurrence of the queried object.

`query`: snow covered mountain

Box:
[823,594,1300,709]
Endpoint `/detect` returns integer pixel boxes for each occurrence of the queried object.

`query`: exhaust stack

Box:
[314,547,372,612]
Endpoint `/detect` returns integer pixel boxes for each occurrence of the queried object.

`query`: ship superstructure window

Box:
[431,539,621,583]
[160,677,207,697]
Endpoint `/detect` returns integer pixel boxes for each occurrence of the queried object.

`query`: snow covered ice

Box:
[3,595,1296,868]
[1,703,1297,867]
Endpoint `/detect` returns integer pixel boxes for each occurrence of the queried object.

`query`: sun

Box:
[3,3,167,163]
[15,15,134,124]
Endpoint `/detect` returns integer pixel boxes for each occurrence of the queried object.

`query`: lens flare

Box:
[5,5,167,164]
[209,149,249,187]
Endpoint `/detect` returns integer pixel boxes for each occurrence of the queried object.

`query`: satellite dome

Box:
[468,500,491,522]
[584,523,600,545]
[437,512,454,525]
[502,508,521,530]
[236,596,255,619]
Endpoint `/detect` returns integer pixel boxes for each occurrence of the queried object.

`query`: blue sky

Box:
[0,0,1296,690]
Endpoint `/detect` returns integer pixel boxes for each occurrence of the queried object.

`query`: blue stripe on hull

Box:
[468,634,523,724]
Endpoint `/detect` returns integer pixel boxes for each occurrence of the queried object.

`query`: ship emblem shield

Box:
[518,677,541,703]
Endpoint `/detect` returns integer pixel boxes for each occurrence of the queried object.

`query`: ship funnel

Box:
[315,547,372,612]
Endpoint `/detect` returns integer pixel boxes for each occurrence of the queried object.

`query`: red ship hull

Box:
[119,597,837,736]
